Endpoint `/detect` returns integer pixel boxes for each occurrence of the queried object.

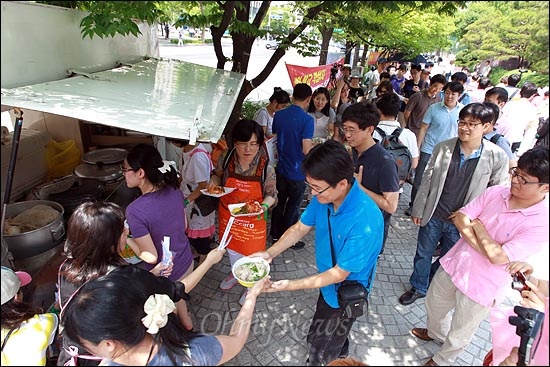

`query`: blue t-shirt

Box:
[300,179,383,308]
[272,104,314,181]
[421,102,463,155]
[103,335,222,366]
[126,186,193,281]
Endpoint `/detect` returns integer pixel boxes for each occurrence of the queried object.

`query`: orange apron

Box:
[218,154,267,256]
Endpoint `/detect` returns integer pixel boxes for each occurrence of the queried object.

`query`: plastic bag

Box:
[45,139,81,179]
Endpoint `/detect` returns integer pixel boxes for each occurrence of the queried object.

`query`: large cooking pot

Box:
[3,200,65,260]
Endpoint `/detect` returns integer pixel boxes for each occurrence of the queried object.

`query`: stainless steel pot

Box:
[3,200,65,260]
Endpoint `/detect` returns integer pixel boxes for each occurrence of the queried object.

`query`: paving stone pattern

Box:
[186,185,521,366]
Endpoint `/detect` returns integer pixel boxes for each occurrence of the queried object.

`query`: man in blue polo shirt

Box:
[254,140,383,365]
[270,83,314,249]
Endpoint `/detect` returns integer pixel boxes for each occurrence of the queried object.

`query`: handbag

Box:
[193,194,218,216]
[327,208,370,319]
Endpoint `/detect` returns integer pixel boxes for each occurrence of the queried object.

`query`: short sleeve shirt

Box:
[440,185,549,307]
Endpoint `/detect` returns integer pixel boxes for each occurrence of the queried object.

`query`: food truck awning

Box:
[1,58,245,144]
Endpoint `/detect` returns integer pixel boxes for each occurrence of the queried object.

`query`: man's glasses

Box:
[457,120,484,129]
[305,181,332,195]
[509,167,543,185]
[342,127,362,135]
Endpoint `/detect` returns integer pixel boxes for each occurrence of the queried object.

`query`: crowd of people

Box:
[2,55,549,366]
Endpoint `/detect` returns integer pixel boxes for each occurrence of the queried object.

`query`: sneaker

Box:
[219,273,238,290]
[238,289,249,306]
[292,241,305,249]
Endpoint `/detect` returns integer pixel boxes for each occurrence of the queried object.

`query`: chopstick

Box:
[217,216,235,251]
[218,234,233,251]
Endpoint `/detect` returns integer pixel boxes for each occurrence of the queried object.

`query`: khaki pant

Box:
[426,268,491,365]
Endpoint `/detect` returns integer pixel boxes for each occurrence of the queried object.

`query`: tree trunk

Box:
[353,45,360,70]
[318,26,334,66]
[360,42,368,67]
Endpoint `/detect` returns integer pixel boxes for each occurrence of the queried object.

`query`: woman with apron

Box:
[208,119,277,305]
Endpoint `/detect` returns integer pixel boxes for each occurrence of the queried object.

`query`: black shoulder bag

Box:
[327,208,369,319]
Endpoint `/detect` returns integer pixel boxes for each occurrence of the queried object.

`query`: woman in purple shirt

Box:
[123,143,194,330]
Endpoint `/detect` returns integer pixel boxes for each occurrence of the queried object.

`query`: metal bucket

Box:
[3,200,65,260]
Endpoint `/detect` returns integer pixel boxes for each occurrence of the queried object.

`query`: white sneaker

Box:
[238,289,249,306]
[219,273,238,290]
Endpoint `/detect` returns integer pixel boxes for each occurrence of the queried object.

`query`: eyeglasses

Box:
[305,181,332,195]
[235,141,260,149]
[120,165,135,173]
[509,167,543,185]
[342,127,362,135]
[457,120,484,129]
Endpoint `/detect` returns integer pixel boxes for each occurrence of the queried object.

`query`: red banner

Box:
[367,51,381,66]
[285,57,345,90]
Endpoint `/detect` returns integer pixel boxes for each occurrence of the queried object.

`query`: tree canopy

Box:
[37,1,547,135]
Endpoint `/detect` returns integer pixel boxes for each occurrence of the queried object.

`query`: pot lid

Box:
[74,163,122,182]
[82,148,127,165]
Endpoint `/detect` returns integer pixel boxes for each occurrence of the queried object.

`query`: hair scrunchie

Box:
[141,294,176,334]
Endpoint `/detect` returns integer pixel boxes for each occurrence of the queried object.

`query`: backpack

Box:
[374,127,413,185]
[489,133,503,145]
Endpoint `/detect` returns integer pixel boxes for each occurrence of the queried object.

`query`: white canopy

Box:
[1,58,244,144]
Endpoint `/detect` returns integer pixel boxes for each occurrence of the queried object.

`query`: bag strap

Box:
[509,88,519,101]
[1,328,15,351]
[489,133,502,145]
[327,208,374,291]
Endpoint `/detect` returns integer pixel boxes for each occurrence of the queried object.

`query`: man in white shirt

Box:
[374,92,419,174]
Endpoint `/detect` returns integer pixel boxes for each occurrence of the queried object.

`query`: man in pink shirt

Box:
[410,146,549,366]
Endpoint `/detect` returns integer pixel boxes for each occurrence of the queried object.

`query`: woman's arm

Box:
[215,277,268,365]
[126,234,158,264]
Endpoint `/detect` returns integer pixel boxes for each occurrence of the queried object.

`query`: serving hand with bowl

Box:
[232,256,271,287]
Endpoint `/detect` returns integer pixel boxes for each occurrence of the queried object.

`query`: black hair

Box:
[62,272,195,366]
[376,80,394,96]
[126,144,179,190]
[519,82,539,99]
[517,146,549,184]
[379,72,391,80]
[301,140,354,186]
[341,100,381,130]
[293,83,313,101]
[62,201,126,284]
[430,74,447,86]
[269,87,291,104]
[308,87,332,116]
[482,102,500,125]
[478,77,491,89]
[451,72,468,84]
[458,103,495,125]
[443,81,465,95]
[232,118,265,146]
[485,87,509,104]
[410,64,422,72]
[507,73,521,87]
[376,92,401,118]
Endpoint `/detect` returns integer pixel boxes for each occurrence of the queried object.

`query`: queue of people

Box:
[1,72,548,366]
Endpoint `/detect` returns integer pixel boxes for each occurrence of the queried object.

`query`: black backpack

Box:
[374,127,413,185]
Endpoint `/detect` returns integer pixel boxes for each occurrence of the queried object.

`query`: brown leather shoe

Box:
[411,327,434,341]
[424,357,439,366]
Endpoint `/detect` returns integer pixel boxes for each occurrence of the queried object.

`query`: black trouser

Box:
[306,293,356,366]
[270,174,306,240]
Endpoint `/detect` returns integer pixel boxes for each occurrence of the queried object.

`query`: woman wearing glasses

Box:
[207,119,277,305]
[122,143,194,331]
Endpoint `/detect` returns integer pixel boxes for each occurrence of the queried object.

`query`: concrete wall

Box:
[1,1,159,89]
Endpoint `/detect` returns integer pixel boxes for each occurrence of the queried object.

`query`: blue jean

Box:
[409,216,461,294]
[270,173,306,240]
[409,152,431,209]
